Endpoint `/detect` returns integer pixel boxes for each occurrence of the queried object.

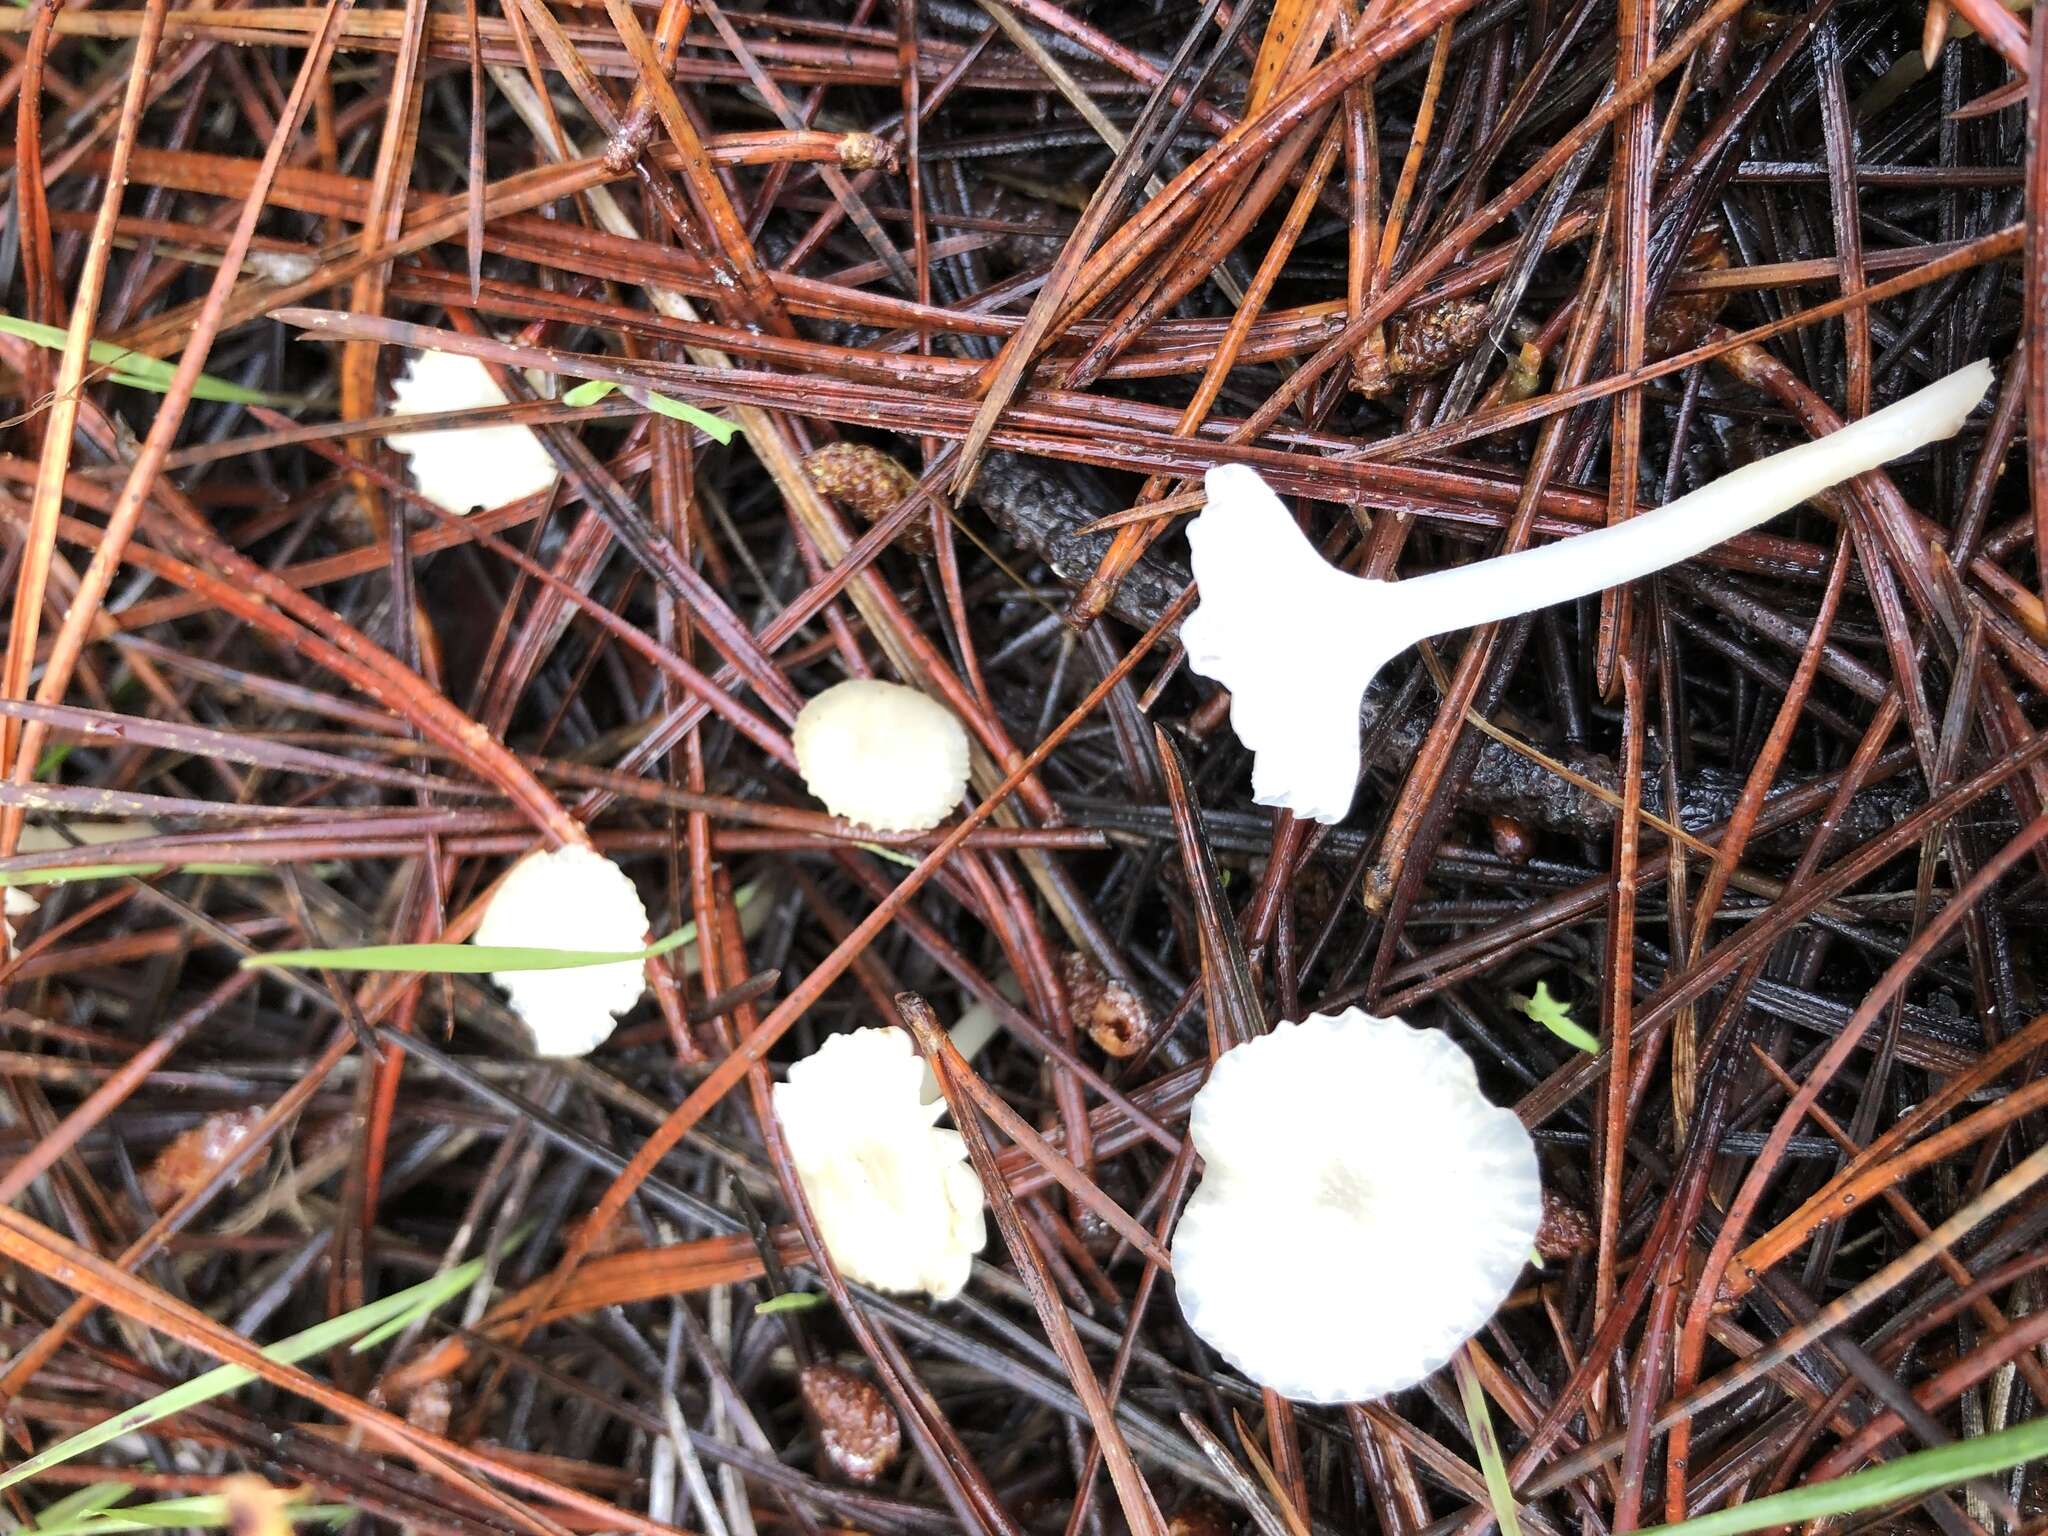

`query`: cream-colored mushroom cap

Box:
[472,845,649,1057]
[385,350,560,515]
[773,1026,986,1300]
[1171,1010,1542,1404]
[792,679,971,833]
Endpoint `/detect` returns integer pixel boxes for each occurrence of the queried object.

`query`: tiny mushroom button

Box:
[793,679,972,833]
[472,845,650,1058]
[385,350,562,516]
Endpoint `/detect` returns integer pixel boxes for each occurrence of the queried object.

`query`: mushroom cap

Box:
[385,351,560,516]
[1171,1010,1542,1404]
[472,845,649,1057]
[792,679,972,833]
[773,1026,986,1300]
[1181,466,1411,825]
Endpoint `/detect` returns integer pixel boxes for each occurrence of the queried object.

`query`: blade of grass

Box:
[242,922,701,975]
[0,315,295,407]
[560,378,738,442]
[0,1255,488,1493]
[35,1484,135,1528]
[244,882,760,974]
[1632,1416,2048,1536]
[1514,981,1602,1054]
[1454,1347,1525,1536]
[0,862,270,886]
[33,1498,355,1536]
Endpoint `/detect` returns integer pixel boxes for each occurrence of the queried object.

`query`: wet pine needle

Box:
[0,0,2043,1533]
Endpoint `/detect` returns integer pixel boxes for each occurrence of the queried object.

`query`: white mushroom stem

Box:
[1185,359,1992,825]
[1379,359,1991,635]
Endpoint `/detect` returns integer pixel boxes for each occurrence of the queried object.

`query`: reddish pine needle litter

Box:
[0,2,2043,1535]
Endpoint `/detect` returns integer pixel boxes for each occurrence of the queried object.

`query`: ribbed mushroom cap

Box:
[386,351,560,515]
[1171,1010,1542,1404]
[774,1027,986,1300]
[472,846,649,1057]
[792,679,971,833]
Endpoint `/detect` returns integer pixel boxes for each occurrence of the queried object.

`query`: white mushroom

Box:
[792,679,971,833]
[472,845,649,1057]
[3,888,37,959]
[1170,1010,1542,1404]
[1184,360,1993,823]
[773,1026,987,1300]
[385,350,561,515]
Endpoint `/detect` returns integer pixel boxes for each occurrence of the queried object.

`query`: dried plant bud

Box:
[1535,1188,1593,1260]
[799,1362,901,1484]
[836,132,898,173]
[1169,1495,1236,1536]
[142,1107,266,1211]
[1387,298,1489,380]
[1488,813,1535,864]
[804,442,931,553]
[1060,952,1150,1057]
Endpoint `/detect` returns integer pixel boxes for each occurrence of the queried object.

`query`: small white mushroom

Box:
[3,888,37,959]
[1170,1010,1542,1404]
[1183,360,1993,823]
[792,679,971,833]
[4,821,158,959]
[472,845,649,1057]
[918,989,1009,1103]
[385,351,561,515]
[773,1026,987,1300]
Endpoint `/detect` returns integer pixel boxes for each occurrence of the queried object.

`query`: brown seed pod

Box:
[1488,813,1535,864]
[799,1362,901,1484]
[142,1107,266,1212]
[836,132,899,173]
[803,441,931,553]
[1534,1188,1594,1260]
[1060,951,1151,1057]
[1387,298,1490,380]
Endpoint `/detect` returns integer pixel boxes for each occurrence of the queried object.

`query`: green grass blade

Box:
[34,1498,355,1536]
[1514,981,1601,1054]
[0,862,269,888]
[1453,1349,1524,1536]
[242,919,701,975]
[240,881,759,976]
[346,1256,491,1352]
[561,376,737,441]
[753,1292,824,1316]
[35,1483,135,1528]
[0,315,293,407]
[0,1256,487,1494]
[1632,1415,2048,1536]
[634,389,740,443]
